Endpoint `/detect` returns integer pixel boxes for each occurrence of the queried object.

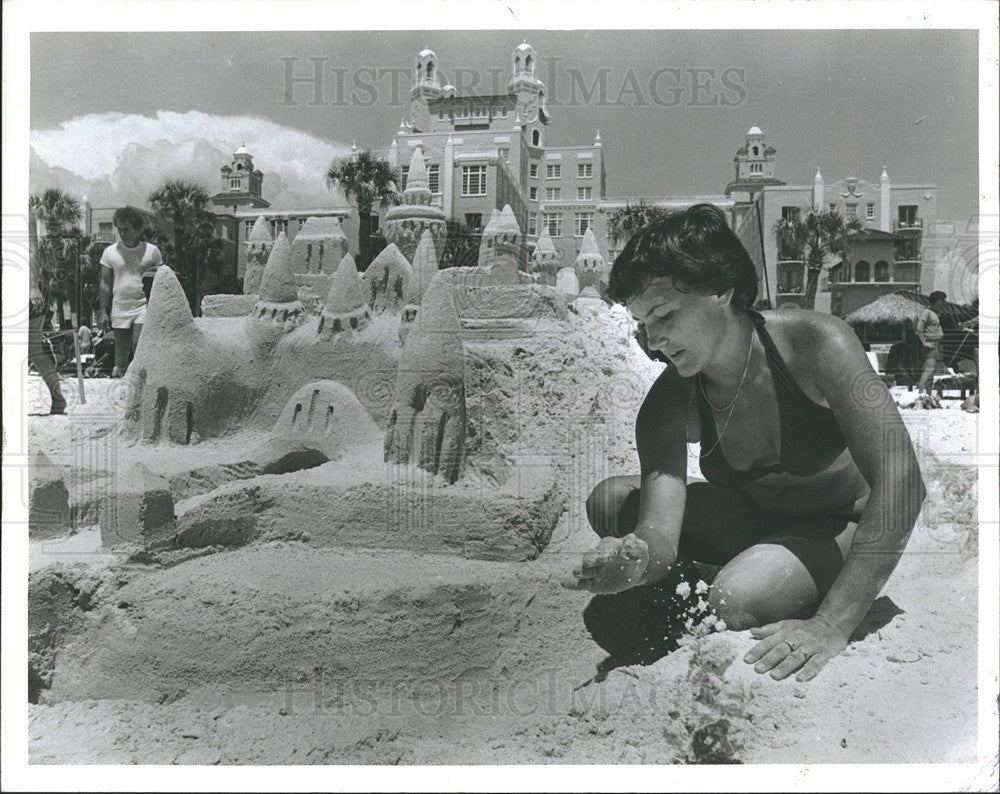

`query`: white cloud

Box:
[30,110,353,210]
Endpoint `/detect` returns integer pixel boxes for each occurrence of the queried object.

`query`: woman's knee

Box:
[708,545,819,630]
[585,475,639,538]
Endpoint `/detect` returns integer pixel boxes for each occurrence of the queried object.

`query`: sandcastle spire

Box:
[577,226,601,260]
[258,232,297,303]
[407,146,429,190]
[534,224,556,254]
[144,265,194,335]
[324,254,365,315]
[497,204,521,239]
[319,253,370,334]
[247,214,272,244]
[404,228,440,306]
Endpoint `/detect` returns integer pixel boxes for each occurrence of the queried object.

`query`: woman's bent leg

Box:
[585,475,642,538]
[708,518,857,630]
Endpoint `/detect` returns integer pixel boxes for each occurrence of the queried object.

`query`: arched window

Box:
[874,260,889,282]
[514,55,520,71]
[752,146,759,156]
[306,243,312,268]
[532,129,540,146]
[854,260,871,282]
[525,54,533,73]
[427,61,434,79]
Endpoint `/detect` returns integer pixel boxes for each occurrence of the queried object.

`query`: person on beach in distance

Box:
[915,291,948,397]
[99,207,162,377]
[563,203,925,682]
[28,206,67,414]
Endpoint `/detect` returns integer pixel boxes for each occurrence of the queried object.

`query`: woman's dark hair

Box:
[112,206,145,230]
[607,203,758,314]
[928,290,947,304]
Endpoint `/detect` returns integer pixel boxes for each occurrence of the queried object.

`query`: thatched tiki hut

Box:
[844,292,925,346]
[845,293,928,386]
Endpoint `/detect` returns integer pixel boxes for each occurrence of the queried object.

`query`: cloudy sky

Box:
[30,29,979,220]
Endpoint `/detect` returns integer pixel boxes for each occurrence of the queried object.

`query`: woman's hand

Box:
[562,534,649,594]
[743,615,850,682]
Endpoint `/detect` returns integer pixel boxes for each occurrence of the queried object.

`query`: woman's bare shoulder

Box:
[760,309,858,360]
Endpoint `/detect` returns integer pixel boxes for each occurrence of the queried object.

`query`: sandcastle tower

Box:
[384,146,447,263]
[476,209,501,265]
[575,227,608,293]
[399,229,440,342]
[385,272,467,483]
[478,204,522,285]
[250,232,305,337]
[291,216,348,274]
[243,215,273,295]
[362,243,412,312]
[530,225,560,285]
[318,253,371,336]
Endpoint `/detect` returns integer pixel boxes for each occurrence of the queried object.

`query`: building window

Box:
[498,148,509,163]
[243,220,254,238]
[578,163,592,178]
[574,212,594,237]
[874,260,889,282]
[578,186,592,200]
[546,187,561,201]
[528,214,537,236]
[866,202,875,220]
[99,221,114,235]
[271,219,288,237]
[529,186,538,201]
[898,205,918,226]
[829,203,837,213]
[428,164,440,193]
[845,203,858,219]
[543,213,562,237]
[546,164,561,179]
[464,213,482,231]
[529,163,538,178]
[400,165,409,191]
[781,206,800,222]
[298,218,307,229]
[854,260,871,282]
[462,165,487,196]
[532,129,541,146]
[230,179,241,189]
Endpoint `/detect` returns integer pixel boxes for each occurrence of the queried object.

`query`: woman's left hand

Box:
[743,615,850,682]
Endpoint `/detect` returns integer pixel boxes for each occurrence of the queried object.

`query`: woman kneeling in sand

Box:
[564,204,925,682]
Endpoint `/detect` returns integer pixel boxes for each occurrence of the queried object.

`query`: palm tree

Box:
[29,188,84,327]
[772,207,863,309]
[607,200,670,246]
[325,149,400,269]
[148,180,222,314]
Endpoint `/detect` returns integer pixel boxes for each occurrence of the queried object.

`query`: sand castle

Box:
[249,232,305,342]
[242,214,273,296]
[317,253,370,336]
[530,224,561,285]
[575,227,609,294]
[383,147,447,262]
[290,216,348,275]
[362,243,412,312]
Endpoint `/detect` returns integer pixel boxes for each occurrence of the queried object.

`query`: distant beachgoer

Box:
[915,291,947,395]
[99,207,162,376]
[564,204,925,682]
[28,207,66,414]
[77,324,93,355]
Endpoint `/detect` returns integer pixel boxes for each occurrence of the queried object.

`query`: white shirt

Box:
[100,241,162,328]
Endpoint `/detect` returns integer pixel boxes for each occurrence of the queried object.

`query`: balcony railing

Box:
[893,218,923,231]
[777,284,805,295]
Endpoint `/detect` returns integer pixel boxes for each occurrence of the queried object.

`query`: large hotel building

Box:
[86,40,975,315]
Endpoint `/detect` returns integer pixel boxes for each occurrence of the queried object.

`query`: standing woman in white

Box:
[99,207,163,376]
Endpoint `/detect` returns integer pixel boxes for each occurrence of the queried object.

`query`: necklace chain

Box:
[698,329,755,459]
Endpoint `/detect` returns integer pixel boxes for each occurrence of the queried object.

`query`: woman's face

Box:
[627,277,731,376]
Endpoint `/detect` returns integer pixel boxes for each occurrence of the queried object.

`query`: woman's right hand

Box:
[561,534,650,594]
